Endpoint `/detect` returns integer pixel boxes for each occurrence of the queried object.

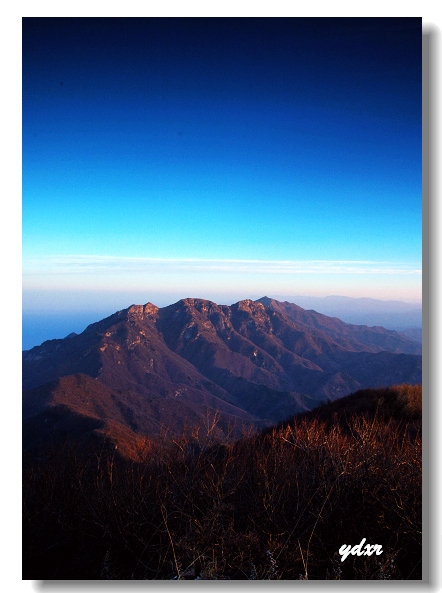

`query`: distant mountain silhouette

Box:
[23,297,422,453]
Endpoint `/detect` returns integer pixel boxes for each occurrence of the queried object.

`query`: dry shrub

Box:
[23,385,422,580]
[394,383,422,418]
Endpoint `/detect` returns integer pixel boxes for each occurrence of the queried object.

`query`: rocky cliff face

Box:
[23,297,422,450]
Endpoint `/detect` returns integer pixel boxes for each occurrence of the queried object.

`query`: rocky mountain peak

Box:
[143,302,159,316]
[257,296,272,306]
[127,304,145,321]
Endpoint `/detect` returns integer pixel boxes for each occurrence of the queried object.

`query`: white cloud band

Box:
[24,255,422,276]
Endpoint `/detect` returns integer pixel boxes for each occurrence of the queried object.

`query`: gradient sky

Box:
[23,17,422,318]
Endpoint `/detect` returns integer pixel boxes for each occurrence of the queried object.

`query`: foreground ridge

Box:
[23,384,422,579]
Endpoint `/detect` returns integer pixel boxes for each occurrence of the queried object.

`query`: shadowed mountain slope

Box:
[23,373,258,458]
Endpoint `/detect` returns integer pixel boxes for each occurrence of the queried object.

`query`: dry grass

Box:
[23,384,422,580]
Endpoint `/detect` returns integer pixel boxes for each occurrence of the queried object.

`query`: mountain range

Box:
[258,295,422,332]
[23,297,422,456]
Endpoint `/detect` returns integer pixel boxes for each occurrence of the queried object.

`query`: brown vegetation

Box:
[23,385,422,580]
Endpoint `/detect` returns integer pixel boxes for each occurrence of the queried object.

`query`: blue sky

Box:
[23,17,422,326]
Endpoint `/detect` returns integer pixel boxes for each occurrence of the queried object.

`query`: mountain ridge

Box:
[23,297,422,448]
[261,294,422,330]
